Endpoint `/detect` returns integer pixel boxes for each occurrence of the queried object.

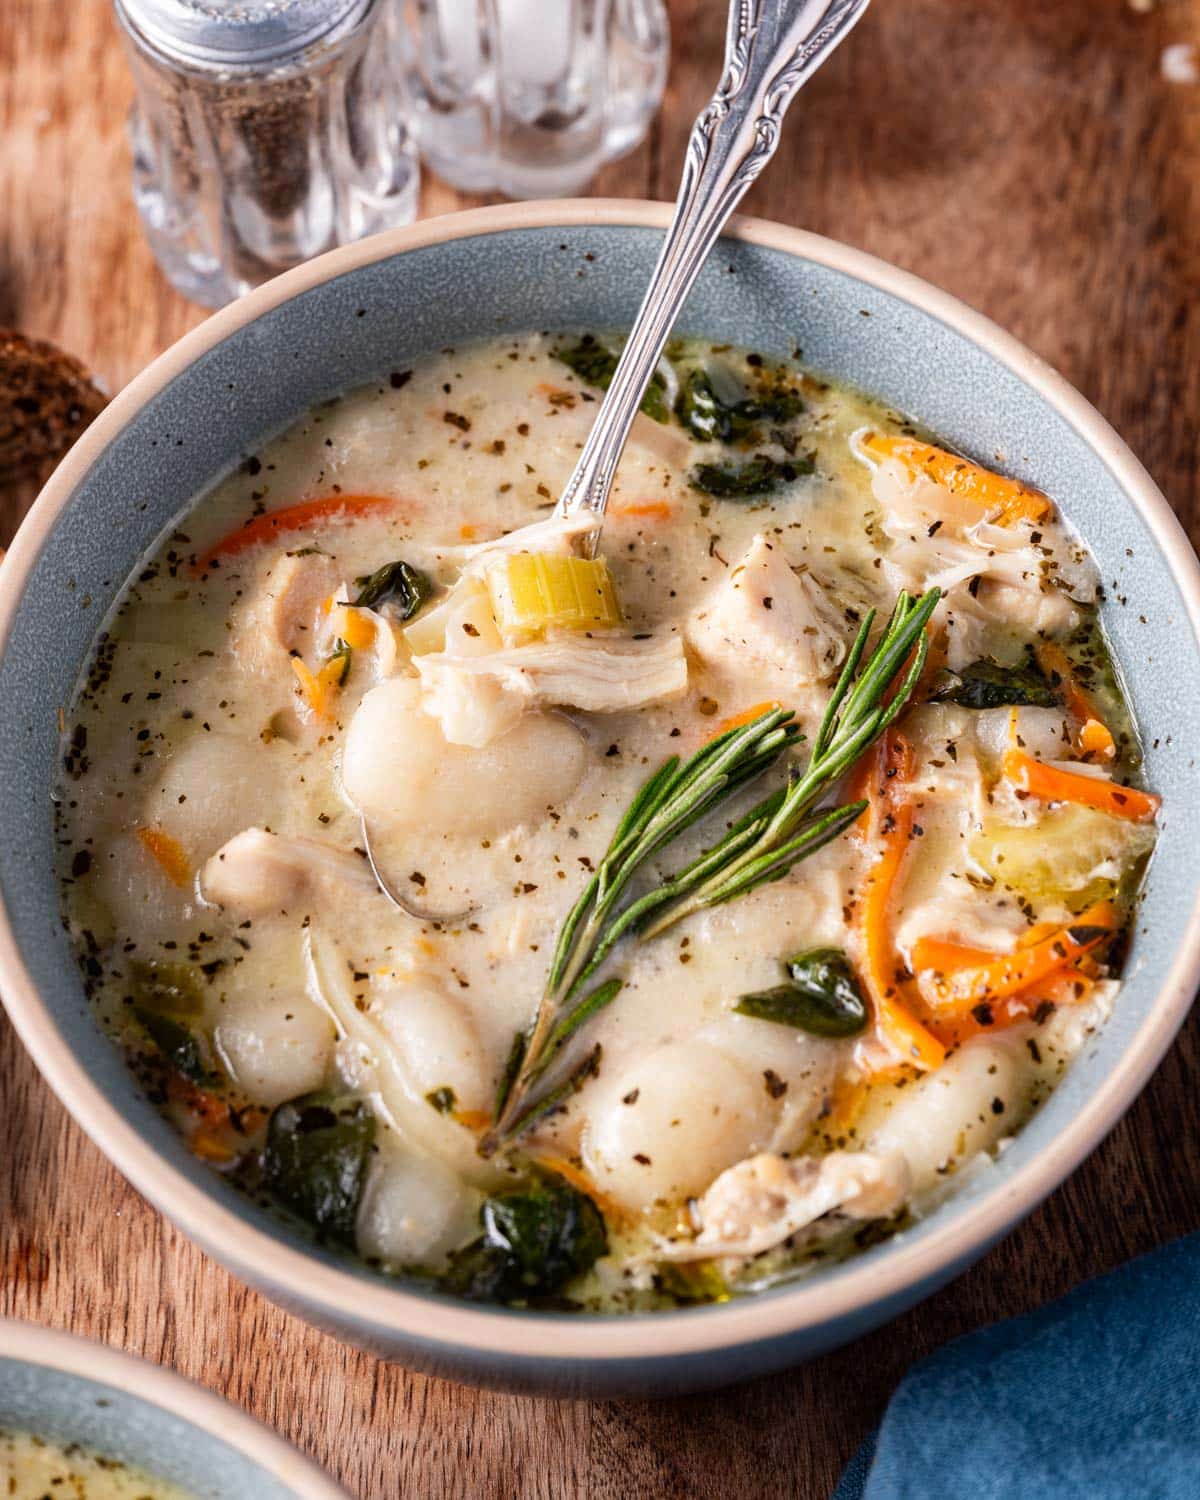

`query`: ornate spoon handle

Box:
[555,0,871,537]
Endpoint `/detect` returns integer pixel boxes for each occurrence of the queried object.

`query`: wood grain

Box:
[2,3,1199,1497]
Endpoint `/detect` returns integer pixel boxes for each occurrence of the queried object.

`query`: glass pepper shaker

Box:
[401,0,669,200]
[114,0,421,307]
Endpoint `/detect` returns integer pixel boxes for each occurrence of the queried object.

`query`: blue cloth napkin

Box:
[833,1232,1200,1500]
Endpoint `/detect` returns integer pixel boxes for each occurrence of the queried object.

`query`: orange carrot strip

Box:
[913,900,1118,1017]
[1035,642,1116,762]
[190,1130,237,1164]
[290,658,327,718]
[192,494,401,572]
[863,431,1052,527]
[292,650,350,719]
[1078,719,1117,760]
[909,935,997,975]
[530,1153,628,1223]
[612,501,673,521]
[168,1075,235,1133]
[710,700,783,739]
[840,622,939,830]
[335,606,375,651]
[856,731,947,1072]
[136,827,191,888]
[925,967,1097,1049]
[1003,749,1160,824]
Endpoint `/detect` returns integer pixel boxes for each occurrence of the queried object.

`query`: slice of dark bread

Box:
[0,329,108,478]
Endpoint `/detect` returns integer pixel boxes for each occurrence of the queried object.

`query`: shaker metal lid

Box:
[115,0,374,68]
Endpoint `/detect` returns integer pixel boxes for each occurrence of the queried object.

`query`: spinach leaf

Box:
[690,452,813,499]
[735,947,868,1038]
[129,960,204,1017]
[553,336,669,424]
[656,1260,730,1306]
[262,1091,375,1244]
[934,656,1059,710]
[352,559,432,619]
[326,637,353,685]
[675,368,803,445]
[443,1178,607,1304]
[134,1009,213,1085]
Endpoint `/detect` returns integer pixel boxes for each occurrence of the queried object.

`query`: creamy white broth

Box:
[0,1430,194,1500]
[57,333,1156,1310]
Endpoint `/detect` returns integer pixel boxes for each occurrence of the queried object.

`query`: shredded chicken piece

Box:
[201,827,377,916]
[230,551,343,678]
[869,457,1098,659]
[687,534,847,688]
[415,633,687,747]
[459,511,597,569]
[656,1149,911,1262]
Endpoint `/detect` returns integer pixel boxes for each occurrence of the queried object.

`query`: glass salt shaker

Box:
[114,0,421,307]
[401,0,669,200]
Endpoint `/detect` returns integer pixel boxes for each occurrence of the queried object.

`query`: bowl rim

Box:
[2,198,1199,1365]
[0,1318,349,1496]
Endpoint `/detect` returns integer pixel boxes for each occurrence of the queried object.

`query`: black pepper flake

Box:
[763,1069,788,1099]
[389,370,412,390]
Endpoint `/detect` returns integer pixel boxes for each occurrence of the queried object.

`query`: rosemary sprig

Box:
[477,586,940,1157]
[635,586,941,938]
[478,708,802,1155]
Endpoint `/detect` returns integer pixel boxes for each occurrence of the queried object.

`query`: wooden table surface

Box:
[3,3,1200,1496]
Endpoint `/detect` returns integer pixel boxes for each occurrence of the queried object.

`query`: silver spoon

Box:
[554,0,871,542]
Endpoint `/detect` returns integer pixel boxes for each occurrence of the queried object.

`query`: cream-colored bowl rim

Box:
[2,200,1199,1366]
[0,1319,348,1496]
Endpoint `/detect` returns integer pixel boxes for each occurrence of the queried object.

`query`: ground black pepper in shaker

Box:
[115,0,419,307]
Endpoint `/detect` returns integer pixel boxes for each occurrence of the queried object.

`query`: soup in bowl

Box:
[0,1320,345,1499]
[2,204,1198,1392]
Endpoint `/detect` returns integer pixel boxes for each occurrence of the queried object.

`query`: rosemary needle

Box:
[478,586,940,1156]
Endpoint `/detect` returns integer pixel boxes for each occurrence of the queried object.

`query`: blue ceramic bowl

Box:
[0,1320,346,1496]
[1,203,1198,1397]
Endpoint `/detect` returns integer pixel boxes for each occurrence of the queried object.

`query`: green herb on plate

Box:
[443,1178,607,1304]
[735,947,868,1038]
[262,1091,375,1244]
[933,655,1059,710]
[690,452,813,499]
[352,559,432,618]
[553,335,669,423]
